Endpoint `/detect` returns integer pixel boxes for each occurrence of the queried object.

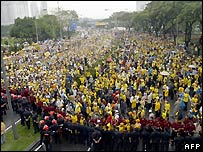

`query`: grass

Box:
[1,123,40,151]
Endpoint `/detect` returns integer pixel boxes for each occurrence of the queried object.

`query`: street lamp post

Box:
[58,1,63,40]
[1,48,18,140]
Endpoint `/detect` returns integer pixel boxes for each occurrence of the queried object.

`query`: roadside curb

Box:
[25,138,40,151]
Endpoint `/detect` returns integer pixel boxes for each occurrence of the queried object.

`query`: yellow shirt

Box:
[131,99,136,109]
[179,87,184,93]
[191,97,198,103]
[118,126,124,132]
[155,102,161,111]
[71,115,78,124]
[1,122,6,135]
[164,90,169,97]
[162,111,167,119]
[165,103,170,112]
[183,93,189,102]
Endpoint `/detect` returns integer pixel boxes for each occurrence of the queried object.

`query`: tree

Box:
[10,17,36,43]
[57,10,79,39]
[37,15,60,40]
[178,2,201,47]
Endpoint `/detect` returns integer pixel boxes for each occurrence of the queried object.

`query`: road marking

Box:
[87,147,91,151]
[5,119,21,132]
[34,145,42,151]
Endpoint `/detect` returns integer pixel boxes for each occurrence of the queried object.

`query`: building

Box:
[30,1,39,18]
[39,1,48,16]
[136,1,150,12]
[1,1,29,25]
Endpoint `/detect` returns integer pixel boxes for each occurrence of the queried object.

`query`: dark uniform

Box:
[92,129,102,151]
[23,109,31,129]
[141,127,151,151]
[123,129,131,151]
[18,106,25,126]
[174,133,184,151]
[130,128,140,151]
[32,112,39,133]
[63,120,72,142]
[42,130,52,151]
[160,128,171,151]
[50,123,60,144]
[114,130,123,151]
[87,126,94,148]
[39,122,45,145]
[150,128,161,151]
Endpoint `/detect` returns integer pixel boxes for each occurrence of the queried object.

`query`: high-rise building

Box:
[40,1,48,16]
[136,1,150,12]
[30,1,39,18]
[1,1,29,25]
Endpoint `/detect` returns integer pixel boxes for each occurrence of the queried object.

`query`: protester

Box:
[1,30,202,151]
[1,120,6,144]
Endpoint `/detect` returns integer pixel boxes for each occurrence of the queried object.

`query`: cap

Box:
[40,120,45,125]
[52,119,57,124]
[45,116,49,121]
[43,125,49,131]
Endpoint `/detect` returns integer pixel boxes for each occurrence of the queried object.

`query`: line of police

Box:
[36,113,201,151]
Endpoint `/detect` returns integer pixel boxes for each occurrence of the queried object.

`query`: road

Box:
[3,106,20,131]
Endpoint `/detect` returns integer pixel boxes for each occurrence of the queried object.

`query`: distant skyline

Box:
[46,1,139,19]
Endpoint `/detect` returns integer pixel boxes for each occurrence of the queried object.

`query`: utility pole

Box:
[58,1,62,40]
[35,19,39,42]
[1,48,18,140]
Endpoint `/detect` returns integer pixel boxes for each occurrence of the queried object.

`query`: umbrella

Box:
[44,51,50,57]
[188,65,196,68]
[107,57,113,63]
[160,71,170,76]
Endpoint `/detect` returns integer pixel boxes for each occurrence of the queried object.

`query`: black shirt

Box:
[161,131,171,144]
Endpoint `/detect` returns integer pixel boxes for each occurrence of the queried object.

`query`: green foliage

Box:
[1,25,14,37]
[37,15,60,40]
[1,123,39,151]
[10,17,36,41]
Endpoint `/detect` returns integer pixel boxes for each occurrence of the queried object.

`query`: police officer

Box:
[114,128,123,152]
[130,128,140,151]
[50,119,60,144]
[103,126,112,151]
[57,114,64,143]
[42,125,52,151]
[141,127,151,151]
[92,127,102,151]
[160,128,171,151]
[87,125,94,148]
[63,118,72,142]
[150,127,161,151]
[174,132,184,151]
[39,120,45,145]
[18,105,25,126]
[44,116,52,127]
[32,111,39,133]
[23,108,31,129]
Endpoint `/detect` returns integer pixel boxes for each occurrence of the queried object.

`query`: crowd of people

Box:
[1,30,202,151]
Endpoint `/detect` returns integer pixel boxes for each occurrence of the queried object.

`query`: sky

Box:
[46,1,137,19]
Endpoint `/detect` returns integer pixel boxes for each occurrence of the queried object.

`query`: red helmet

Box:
[57,114,63,118]
[13,95,18,99]
[52,119,57,124]
[40,120,45,125]
[43,125,49,131]
[45,116,49,121]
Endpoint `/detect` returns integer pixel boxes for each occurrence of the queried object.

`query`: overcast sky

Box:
[46,1,137,19]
